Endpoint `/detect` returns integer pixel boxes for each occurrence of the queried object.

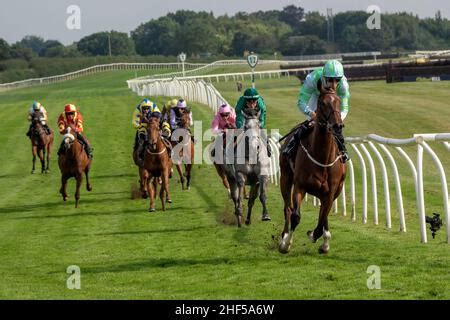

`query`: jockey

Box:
[235,88,271,157]
[26,101,52,136]
[57,103,93,159]
[133,98,159,165]
[210,104,237,158]
[162,98,179,123]
[170,99,193,130]
[211,103,236,134]
[147,108,173,156]
[283,59,350,162]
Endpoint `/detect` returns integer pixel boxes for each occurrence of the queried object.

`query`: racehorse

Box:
[143,117,172,212]
[223,109,271,227]
[171,109,194,190]
[212,132,250,199]
[58,124,92,208]
[29,113,54,174]
[278,85,346,254]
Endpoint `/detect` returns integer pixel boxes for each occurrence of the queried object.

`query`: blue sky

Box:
[1,0,449,44]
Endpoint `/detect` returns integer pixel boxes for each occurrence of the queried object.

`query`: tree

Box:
[132,17,179,56]
[279,5,305,31]
[299,12,327,39]
[18,35,46,55]
[77,31,135,56]
[280,35,327,55]
[0,38,11,60]
[39,40,65,57]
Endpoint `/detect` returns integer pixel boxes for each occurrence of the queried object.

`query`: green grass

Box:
[0,71,449,299]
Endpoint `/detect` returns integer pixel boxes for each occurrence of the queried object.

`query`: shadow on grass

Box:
[82,256,237,274]
[93,225,209,236]
[91,173,136,180]
[10,206,143,220]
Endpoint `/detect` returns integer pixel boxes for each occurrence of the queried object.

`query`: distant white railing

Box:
[0,62,206,91]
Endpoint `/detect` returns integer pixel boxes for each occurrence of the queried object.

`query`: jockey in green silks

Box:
[235,87,271,157]
[283,59,351,162]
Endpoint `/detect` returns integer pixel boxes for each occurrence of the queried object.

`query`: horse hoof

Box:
[31,170,35,174]
[142,194,148,199]
[166,198,172,204]
[278,244,290,254]
[279,234,292,254]
[63,196,68,201]
[87,185,92,191]
[261,214,271,221]
[149,207,156,213]
[319,245,330,254]
[245,219,251,226]
[307,231,316,243]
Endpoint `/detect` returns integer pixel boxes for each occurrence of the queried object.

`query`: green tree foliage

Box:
[280,35,327,55]
[132,17,180,55]
[39,40,65,57]
[0,38,11,60]
[77,31,135,56]
[17,35,45,55]
[279,5,304,32]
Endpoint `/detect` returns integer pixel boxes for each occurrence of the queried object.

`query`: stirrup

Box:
[341,152,350,163]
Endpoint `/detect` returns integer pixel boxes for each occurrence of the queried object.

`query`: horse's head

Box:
[30,113,46,139]
[317,86,344,134]
[179,108,191,129]
[147,117,161,151]
[62,127,76,152]
[243,108,260,131]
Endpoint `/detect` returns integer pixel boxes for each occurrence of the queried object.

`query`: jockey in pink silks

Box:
[210,103,236,134]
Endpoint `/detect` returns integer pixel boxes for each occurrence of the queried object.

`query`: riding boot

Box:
[266,143,272,157]
[283,123,308,158]
[26,125,32,137]
[162,137,172,157]
[136,141,145,166]
[57,141,65,156]
[77,134,93,159]
[334,130,350,163]
[44,124,52,135]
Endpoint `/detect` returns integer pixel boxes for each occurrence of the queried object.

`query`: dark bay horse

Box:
[279,86,346,254]
[29,114,54,174]
[58,125,92,208]
[143,117,172,212]
[224,110,271,227]
[171,110,194,190]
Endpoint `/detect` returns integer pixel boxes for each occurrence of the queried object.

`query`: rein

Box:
[299,140,342,168]
[146,147,167,155]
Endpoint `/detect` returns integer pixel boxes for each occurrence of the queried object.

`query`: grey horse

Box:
[223,109,271,227]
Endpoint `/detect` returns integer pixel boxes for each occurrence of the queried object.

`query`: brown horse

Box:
[279,86,346,254]
[143,117,172,212]
[171,110,194,190]
[58,125,92,208]
[29,114,54,174]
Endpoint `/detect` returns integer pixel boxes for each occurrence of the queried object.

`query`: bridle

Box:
[316,93,344,132]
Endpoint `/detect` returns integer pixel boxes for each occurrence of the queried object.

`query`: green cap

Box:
[243,88,259,99]
[323,60,344,78]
